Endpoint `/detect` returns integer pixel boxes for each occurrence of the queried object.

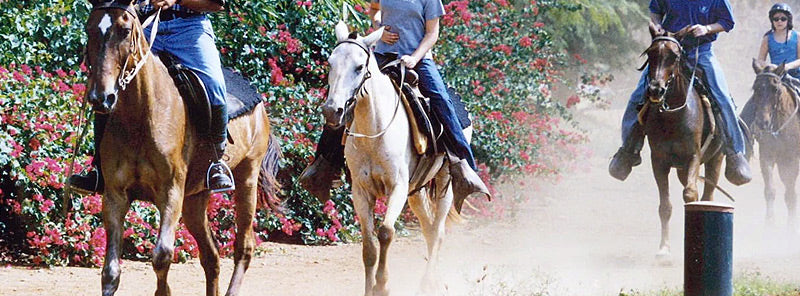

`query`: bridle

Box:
[332,37,401,139]
[754,71,799,136]
[88,2,162,91]
[645,36,698,112]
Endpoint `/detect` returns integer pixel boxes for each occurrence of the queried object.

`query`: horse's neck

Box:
[113,56,184,136]
[351,66,403,136]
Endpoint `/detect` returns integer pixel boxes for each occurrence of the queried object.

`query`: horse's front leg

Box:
[652,159,672,260]
[352,185,378,296]
[679,155,701,203]
[101,192,131,296]
[761,155,777,226]
[153,185,185,296]
[374,179,410,296]
[777,156,799,232]
[701,154,724,201]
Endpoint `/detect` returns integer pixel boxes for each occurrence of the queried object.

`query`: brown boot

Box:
[299,155,342,202]
[724,152,752,185]
[450,159,491,213]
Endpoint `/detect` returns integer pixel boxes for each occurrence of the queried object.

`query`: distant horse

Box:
[84,1,280,295]
[321,22,460,295]
[639,24,724,259]
[745,60,799,230]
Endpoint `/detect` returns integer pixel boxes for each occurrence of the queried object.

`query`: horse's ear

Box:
[362,26,385,47]
[335,21,350,42]
[777,62,787,76]
[648,21,660,39]
[753,58,767,74]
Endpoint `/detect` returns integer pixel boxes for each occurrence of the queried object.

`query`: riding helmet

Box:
[770,3,794,30]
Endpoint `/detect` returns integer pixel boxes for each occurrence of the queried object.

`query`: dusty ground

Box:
[4,1,800,295]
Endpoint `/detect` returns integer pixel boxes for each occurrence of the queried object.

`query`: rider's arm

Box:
[650,12,663,32]
[409,18,440,63]
[369,1,381,28]
[787,34,800,70]
[758,35,769,63]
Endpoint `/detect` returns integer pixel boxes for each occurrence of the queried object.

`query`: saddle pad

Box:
[223,68,263,120]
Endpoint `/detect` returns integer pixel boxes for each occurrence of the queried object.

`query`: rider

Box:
[299,0,491,202]
[609,0,752,185]
[69,0,235,193]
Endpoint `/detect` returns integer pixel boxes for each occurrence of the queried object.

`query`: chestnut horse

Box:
[744,60,800,230]
[84,1,280,295]
[639,25,724,259]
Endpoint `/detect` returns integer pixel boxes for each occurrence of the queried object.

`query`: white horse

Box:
[321,22,464,296]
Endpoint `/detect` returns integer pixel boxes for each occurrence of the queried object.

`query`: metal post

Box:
[684,201,734,296]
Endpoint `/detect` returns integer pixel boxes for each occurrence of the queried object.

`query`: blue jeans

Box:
[620,49,745,155]
[144,15,226,107]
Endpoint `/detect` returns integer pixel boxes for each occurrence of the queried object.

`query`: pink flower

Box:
[519,36,532,47]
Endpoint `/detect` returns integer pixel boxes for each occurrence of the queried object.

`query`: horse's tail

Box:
[258,132,283,213]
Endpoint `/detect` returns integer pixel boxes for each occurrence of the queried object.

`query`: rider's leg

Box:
[299,126,346,202]
[415,58,490,203]
[164,16,234,192]
[609,68,647,181]
[68,113,108,194]
[696,50,751,185]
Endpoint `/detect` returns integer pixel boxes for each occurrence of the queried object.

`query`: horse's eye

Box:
[120,27,132,36]
[355,65,364,72]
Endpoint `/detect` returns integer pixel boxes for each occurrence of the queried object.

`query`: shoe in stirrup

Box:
[207,160,235,193]
[299,154,342,203]
[450,158,491,213]
[724,152,752,186]
[68,170,104,195]
[608,147,642,181]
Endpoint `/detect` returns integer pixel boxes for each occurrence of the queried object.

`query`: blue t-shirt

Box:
[768,30,800,77]
[649,0,735,51]
[373,0,445,56]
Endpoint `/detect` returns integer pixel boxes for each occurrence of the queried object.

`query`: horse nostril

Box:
[335,108,343,116]
[106,93,117,106]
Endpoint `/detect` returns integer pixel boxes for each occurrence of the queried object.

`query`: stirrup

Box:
[206,161,235,193]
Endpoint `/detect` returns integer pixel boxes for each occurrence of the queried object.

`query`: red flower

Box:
[519,36,532,47]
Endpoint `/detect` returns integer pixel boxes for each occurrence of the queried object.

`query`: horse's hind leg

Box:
[225,162,260,296]
[701,154,725,201]
[153,186,185,296]
[652,160,672,259]
[182,192,220,296]
[374,183,410,296]
[777,157,799,231]
[101,193,131,296]
[352,186,378,296]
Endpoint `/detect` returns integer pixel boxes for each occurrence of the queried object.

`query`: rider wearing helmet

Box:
[609,0,752,186]
[758,3,800,78]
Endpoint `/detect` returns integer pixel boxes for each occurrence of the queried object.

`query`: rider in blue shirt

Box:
[609,0,752,185]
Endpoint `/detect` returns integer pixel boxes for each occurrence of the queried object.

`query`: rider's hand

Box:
[400,55,420,69]
[381,26,399,45]
[152,0,179,10]
[689,24,711,37]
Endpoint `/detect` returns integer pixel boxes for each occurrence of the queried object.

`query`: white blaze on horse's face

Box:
[85,9,135,114]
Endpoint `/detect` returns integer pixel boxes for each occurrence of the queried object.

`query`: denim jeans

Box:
[144,15,226,107]
[620,48,746,155]
[406,57,478,170]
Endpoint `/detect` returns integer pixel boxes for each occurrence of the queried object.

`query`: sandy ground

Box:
[4,1,800,295]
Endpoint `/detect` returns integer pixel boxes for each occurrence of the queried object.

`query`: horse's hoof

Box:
[655,248,672,266]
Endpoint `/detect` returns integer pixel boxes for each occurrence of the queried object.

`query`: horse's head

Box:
[84,0,145,114]
[643,23,691,103]
[321,21,384,128]
[751,58,788,131]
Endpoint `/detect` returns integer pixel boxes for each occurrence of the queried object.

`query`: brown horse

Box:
[84,1,280,296]
[744,60,800,230]
[639,25,724,259]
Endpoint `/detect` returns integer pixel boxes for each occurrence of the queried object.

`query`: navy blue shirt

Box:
[649,0,735,51]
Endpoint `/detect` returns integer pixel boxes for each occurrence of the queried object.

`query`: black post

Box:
[684,201,733,296]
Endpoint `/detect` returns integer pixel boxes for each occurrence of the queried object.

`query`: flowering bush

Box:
[1,0,600,266]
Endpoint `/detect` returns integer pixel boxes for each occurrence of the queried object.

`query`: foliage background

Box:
[0,0,640,266]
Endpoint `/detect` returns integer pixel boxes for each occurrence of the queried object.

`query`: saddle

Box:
[378,57,471,156]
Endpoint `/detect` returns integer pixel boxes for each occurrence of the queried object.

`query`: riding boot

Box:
[299,126,346,202]
[609,124,644,181]
[205,105,235,193]
[68,113,107,194]
[450,157,491,213]
[725,151,752,185]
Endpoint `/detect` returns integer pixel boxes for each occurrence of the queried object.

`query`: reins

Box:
[334,39,402,139]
